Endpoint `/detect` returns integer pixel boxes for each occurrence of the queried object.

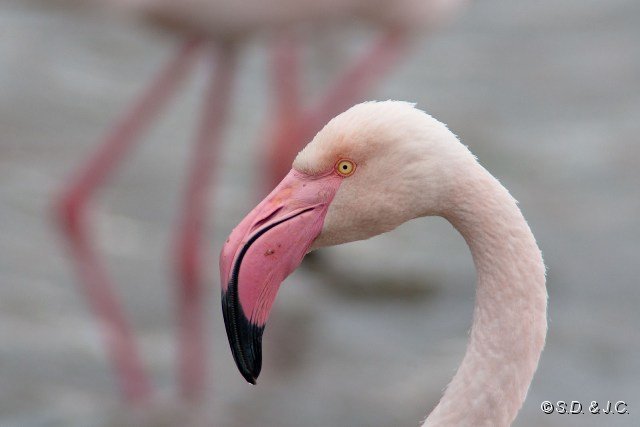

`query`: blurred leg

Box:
[264,33,301,190]
[173,42,237,401]
[264,29,407,188]
[271,34,300,120]
[54,37,203,405]
[306,29,407,133]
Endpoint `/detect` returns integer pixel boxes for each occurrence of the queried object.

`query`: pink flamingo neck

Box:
[425,165,547,426]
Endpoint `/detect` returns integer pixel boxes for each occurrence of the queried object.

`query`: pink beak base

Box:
[220,169,342,384]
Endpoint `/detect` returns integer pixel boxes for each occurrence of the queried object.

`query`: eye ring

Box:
[335,159,356,177]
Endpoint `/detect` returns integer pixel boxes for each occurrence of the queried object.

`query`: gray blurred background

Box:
[1,0,639,426]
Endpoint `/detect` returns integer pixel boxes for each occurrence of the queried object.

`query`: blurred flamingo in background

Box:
[220,101,547,426]
[52,0,468,410]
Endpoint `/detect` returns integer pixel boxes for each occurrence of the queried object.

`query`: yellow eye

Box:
[335,159,356,177]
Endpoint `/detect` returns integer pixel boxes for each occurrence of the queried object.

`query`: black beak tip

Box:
[236,344,261,385]
[222,287,265,385]
[241,369,258,385]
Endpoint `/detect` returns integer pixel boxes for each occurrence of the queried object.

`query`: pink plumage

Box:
[221,101,547,426]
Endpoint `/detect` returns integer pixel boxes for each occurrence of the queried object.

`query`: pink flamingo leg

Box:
[271,34,300,119]
[54,38,203,405]
[173,43,236,401]
[264,34,301,189]
[306,30,407,134]
[265,30,407,188]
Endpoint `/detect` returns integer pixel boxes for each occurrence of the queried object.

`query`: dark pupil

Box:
[342,164,348,170]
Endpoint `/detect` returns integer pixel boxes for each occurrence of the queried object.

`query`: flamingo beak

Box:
[220,169,342,384]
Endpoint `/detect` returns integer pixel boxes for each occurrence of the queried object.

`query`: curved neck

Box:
[424,165,547,426]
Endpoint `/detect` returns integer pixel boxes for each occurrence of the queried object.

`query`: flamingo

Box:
[53,0,467,408]
[220,101,547,426]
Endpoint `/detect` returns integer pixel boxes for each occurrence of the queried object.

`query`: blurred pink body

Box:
[104,0,464,37]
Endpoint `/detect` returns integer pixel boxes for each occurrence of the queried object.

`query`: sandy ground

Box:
[1,0,639,426]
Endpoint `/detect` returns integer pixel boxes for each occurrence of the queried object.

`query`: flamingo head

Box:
[220,101,472,383]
